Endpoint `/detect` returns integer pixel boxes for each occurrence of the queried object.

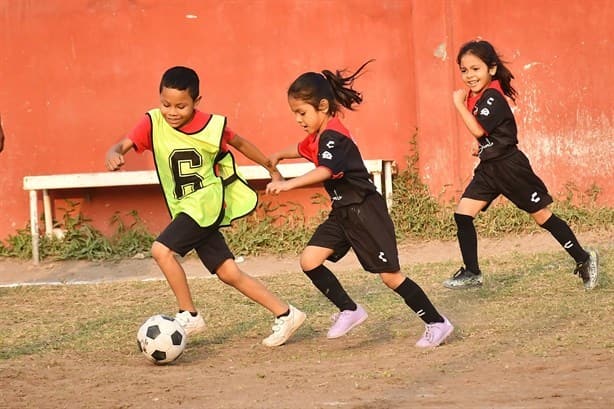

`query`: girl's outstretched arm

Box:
[269,144,301,167]
[266,166,331,195]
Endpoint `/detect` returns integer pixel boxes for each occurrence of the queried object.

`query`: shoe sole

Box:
[262,310,306,347]
[584,250,599,290]
[443,281,483,290]
[326,312,368,339]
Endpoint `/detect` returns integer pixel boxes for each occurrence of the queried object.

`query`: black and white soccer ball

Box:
[137,314,187,365]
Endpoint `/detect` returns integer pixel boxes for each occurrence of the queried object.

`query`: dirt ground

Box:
[1,231,612,409]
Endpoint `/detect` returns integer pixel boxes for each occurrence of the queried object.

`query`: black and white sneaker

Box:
[574,249,599,290]
[443,267,483,289]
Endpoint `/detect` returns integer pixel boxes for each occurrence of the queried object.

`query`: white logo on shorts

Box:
[321,151,333,160]
[530,192,541,203]
[326,140,335,149]
[480,107,490,116]
[378,252,388,263]
[564,241,573,249]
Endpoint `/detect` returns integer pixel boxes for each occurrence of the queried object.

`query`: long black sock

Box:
[455,213,480,273]
[394,278,444,324]
[540,214,589,263]
[303,265,357,311]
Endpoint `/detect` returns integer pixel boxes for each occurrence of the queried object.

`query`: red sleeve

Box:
[297,134,319,164]
[221,126,235,151]
[126,115,152,152]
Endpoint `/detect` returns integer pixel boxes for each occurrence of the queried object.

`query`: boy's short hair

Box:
[160,66,200,100]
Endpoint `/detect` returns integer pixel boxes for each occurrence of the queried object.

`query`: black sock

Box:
[455,213,480,273]
[178,310,198,317]
[276,309,290,319]
[303,265,357,311]
[540,214,589,263]
[394,278,444,324]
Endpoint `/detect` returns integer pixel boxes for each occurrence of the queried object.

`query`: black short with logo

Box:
[462,149,553,213]
[156,212,234,274]
[307,193,400,273]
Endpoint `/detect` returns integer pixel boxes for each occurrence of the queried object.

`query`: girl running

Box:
[266,61,453,348]
[445,39,599,290]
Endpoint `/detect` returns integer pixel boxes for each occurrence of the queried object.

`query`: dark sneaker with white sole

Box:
[443,267,483,289]
[574,249,599,290]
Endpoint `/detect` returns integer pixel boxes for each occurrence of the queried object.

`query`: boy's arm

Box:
[105,138,135,171]
[228,134,282,180]
[453,89,485,138]
[0,113,5,153]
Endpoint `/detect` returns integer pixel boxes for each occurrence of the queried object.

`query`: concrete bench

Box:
[23,159,395,263]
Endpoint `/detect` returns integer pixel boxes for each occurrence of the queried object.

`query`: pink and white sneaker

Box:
[327,305,368,339]
[415,316,454,348]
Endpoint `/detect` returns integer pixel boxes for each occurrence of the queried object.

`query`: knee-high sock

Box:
[454,213,480,273]
[394,277,444,324]
[303,265,357,311]
[540,214,589,263]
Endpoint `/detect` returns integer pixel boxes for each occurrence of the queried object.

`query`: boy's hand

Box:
[105,151,125,171]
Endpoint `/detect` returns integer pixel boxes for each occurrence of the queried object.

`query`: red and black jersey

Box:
[467,80,518,161]
[297,117,376,207]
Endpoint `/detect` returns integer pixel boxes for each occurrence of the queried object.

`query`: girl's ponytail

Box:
[288,60,374,116]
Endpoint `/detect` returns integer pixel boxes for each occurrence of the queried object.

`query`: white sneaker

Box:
[174,311,205,336]
[262,305,306,347]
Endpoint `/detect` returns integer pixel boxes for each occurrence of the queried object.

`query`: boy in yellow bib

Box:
[105,66,305,347]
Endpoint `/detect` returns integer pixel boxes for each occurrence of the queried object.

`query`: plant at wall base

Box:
[389,134,456,241]
[0,201,155,261]
[109,210,155,258]
[224,198,327,256]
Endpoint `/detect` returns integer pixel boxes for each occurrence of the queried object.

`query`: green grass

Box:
[1,245,611,362]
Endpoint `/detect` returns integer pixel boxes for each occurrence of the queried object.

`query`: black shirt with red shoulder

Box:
[297,117,376,207]
[466,80,518,161]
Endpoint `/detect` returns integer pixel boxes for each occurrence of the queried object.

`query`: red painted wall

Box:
[0,0,611,239]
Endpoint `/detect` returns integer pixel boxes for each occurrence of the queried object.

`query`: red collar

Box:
[466,80,504,112]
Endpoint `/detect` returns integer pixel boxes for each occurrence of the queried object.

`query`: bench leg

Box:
[372,170,382,195]
[384,161,393,209]
[29,190,40,264]
[43,189,53,237]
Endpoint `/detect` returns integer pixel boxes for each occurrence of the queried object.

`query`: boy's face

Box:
[159,86,201,129]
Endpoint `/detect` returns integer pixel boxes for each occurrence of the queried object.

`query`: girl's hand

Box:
[452,89,468,107]
[266,180,291,195]
[268,153,282,168]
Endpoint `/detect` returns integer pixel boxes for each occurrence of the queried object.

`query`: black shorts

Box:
[156,212,234,274]
[462,150,553,213]
[308,193,400,273]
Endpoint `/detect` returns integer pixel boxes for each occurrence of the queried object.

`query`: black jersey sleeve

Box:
[474,89,512,135]
[317,130,347,177]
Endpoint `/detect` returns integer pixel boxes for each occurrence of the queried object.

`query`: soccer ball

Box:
[137,314,187,364]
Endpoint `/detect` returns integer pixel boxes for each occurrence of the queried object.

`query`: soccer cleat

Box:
[574,249,599,290]
[443,267,483,289]
[262,305,306,347]
[327,304,368,339]
[415,316,454,348]
[174,311,206,336]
